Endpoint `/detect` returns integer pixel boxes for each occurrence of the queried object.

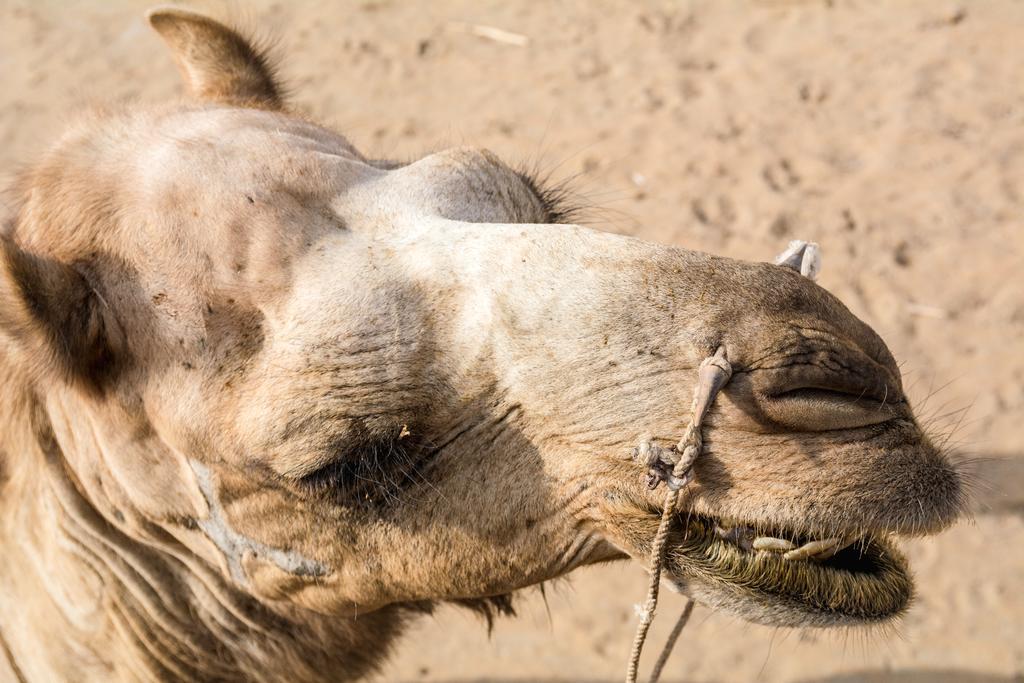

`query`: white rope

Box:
[625,348,732,683]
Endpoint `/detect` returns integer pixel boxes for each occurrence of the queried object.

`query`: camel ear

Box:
[0,236,121,390]
[147,7,284,110]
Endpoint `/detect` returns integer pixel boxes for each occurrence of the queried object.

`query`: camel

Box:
[0,8,964,682]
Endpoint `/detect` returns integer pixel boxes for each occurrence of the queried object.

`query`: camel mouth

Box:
[667,512,913,627]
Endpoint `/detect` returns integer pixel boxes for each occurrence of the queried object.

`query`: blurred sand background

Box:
[1,1,1022,681]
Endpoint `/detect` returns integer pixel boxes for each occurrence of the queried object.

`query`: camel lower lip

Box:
[667,513,913,625]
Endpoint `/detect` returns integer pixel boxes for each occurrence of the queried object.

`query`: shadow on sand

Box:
[967,455,1024,516]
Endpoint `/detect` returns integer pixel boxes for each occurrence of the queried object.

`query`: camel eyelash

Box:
[296,433,437,507]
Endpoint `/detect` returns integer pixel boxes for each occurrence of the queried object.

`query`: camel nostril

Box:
[760,386,905,432]
[771,386,901,407]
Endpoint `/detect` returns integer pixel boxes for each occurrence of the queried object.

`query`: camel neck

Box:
[0,384,407,682]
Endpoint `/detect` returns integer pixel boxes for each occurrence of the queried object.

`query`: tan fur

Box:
[147,7,283,109]
[0,9,962,682]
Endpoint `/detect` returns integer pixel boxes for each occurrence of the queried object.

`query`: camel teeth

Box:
[752,537,796,553]
[714,523,855,561]
[783,538,843,561]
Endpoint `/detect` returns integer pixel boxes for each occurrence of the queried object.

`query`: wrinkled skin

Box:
[0,9,962,682]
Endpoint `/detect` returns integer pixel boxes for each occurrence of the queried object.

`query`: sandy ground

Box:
[2,1,1023,681]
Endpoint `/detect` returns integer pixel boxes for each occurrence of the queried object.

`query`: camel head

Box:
[0,8,963,679]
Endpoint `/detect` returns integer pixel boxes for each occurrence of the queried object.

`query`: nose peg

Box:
[774,239,821,280]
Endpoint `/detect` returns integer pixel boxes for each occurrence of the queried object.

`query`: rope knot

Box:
[637,348,732,493]
[633,603,654,624]
[638,441,690,491]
